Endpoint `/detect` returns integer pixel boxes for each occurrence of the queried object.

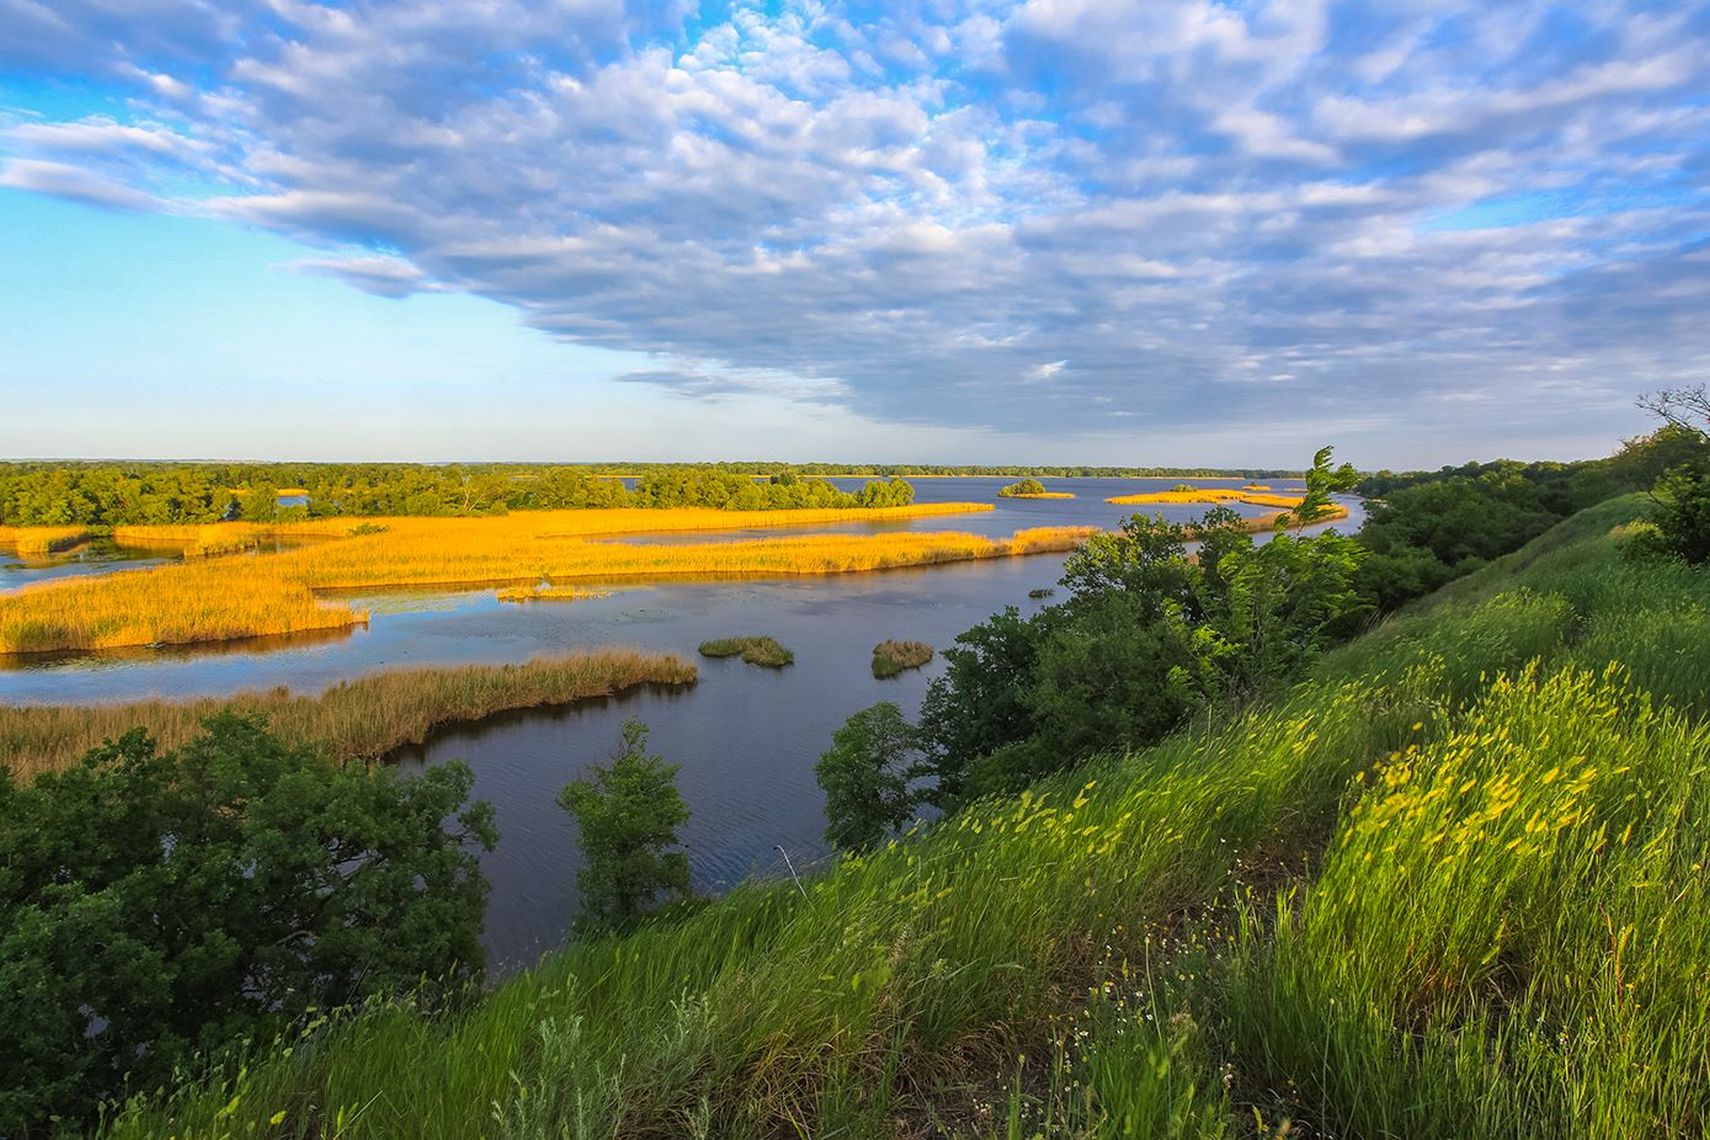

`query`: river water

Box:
[1,477,1361,970]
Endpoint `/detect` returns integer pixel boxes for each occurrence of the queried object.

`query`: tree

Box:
[816,702,922,852]
[1277,445,1358,531]
[0,715,496,1134]
[559,719,691,933]
[1630,387,1710,565]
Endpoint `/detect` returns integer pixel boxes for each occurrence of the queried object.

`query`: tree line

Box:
[0,463,916,526]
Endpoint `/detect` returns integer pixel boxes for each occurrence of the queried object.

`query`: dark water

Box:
[0,478,1360,971]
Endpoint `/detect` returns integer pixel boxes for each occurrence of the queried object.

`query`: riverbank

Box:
[0,648,697,780]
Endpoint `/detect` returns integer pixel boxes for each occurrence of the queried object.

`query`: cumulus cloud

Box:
[2,0,1708,458]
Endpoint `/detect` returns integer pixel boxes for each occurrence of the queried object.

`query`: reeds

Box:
[0,525,95,556]
[699,637,794,667]
[2,514,1093,654]
[871,639,933,678]
[1105,487,1307,508]
[0,649,697,780]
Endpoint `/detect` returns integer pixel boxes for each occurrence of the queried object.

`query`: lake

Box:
[0,477,1361,970]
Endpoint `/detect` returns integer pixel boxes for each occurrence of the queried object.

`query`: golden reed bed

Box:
[1106,487,1351,528]
[0,649,697,779]
[0,525,98,557]
[0,505,1093,654]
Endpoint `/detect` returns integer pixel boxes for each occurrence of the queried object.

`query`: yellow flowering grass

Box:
[1,508,1089,653]
[1,648,696,780]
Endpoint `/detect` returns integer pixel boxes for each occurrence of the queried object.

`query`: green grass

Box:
[108,495,1710,1138]
[872,639,934,679]
[697,636,795,668]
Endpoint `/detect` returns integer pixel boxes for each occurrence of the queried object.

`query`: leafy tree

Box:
[917,605,1062,808]
[917,447,1369,804]
[816,702,923,851]
[0,715,496,1134]
[1627,386,1710,564]
[1276,445,1358,531]
[559,719,691,933]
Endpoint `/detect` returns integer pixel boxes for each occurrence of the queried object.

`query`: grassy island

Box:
[871,639,933,678]
[0,649,697,780]
[998,477,1075,499]
[0,509,1091,655]
[698,636,794,667]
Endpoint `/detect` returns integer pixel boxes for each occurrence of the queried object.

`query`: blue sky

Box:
[2,1,1708,467]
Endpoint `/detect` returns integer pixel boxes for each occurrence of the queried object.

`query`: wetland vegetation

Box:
[0,649,697,780]
[698,636,795,668]
[870,638,934,678]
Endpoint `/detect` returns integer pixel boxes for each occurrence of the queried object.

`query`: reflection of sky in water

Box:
[0,480,1359,972]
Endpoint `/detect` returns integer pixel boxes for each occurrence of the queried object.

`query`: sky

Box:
[1,1,1707,469]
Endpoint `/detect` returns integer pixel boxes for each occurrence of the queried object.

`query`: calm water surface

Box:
[1,478,1360,970]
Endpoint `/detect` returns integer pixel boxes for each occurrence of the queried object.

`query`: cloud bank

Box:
[3,0,1708,459]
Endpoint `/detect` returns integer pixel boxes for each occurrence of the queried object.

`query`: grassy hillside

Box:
[111,494,1710,1138]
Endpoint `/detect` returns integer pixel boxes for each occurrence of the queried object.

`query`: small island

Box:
[997,478,1076,499]
[871,639,934,678]
[698,636,794,668]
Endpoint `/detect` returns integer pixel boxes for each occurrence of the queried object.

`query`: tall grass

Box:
[1,649,696,780]
[0,525,96,556]
[1,519,1093,654]
[104,498,1710,1138]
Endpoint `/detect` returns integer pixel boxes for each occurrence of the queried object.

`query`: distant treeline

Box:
[0,463,917,526]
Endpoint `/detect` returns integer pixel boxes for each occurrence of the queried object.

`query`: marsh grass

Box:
[871,639,933,678]
[107,496,1710,1139]
[1,649,696,780]
[1,515,1093,654]
[0,525,97,557]
[699,636,794,667]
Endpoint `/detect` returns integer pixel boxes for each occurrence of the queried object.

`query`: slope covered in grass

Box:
[111,497,1710,1138]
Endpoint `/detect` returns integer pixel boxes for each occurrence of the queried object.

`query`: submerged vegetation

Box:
[94,488,1710,1139]
[0,509,1089,655]
[0,649,698,780]
[699,636,795,668]
[871,638,934,678]
[494,583,610,603]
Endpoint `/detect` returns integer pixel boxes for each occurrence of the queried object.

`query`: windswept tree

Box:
[559,719,692,933]
[816,701,924,852]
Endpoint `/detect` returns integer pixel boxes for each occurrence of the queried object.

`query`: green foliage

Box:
[998,478,1049,497]
[698,636,794,667]
[558,720,691,934]
[0,715,495,1134]
[920,453,1366,803]
[1274,445,1356,530]
[815,702,923,852]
